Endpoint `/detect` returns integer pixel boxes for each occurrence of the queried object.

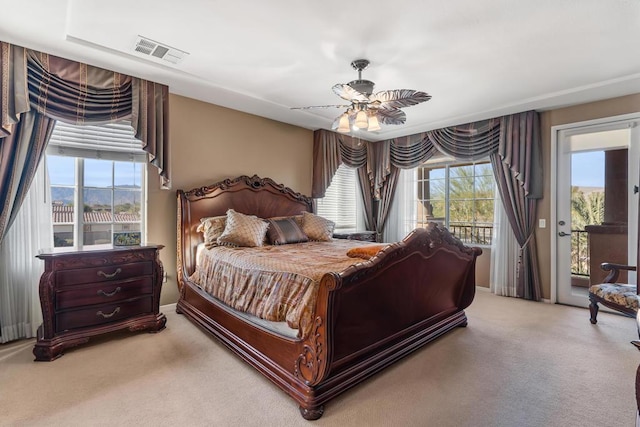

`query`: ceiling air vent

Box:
[133,36,188,65]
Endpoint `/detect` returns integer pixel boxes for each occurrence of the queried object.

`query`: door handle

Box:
[558,231,571,237]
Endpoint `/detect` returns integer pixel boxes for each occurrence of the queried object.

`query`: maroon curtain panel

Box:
[0,112,55,243]
[132,80,170,188]
[491,111,542,300]
[374,165,400,241]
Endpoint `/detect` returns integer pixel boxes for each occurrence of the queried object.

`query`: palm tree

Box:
[570,187,604,275]
[571,186,604,230]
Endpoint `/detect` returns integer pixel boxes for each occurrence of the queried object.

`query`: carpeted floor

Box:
[1,289,638,427]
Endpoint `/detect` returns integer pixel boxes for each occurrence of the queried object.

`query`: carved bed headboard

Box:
[176,175,314,284]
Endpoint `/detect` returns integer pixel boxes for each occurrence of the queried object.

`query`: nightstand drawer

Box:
[56,261,153,287]
[55,296,153,333]
[55,277,154,310]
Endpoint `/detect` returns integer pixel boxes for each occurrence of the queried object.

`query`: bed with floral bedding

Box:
[176,175,482,420]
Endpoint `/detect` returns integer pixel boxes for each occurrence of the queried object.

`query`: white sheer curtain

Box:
[383,168,417,243]
[490,186,519,296]
[0,162,52,343]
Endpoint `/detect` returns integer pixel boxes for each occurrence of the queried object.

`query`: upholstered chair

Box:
[588,262,638,324]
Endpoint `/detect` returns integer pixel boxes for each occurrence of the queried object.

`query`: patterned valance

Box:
[428,118,501,160]
[1,42,170,187]
[312,111,541,201]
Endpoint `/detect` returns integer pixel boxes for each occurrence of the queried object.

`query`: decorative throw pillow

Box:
[301,211,335,242]
[346,244,387,260]
[269,214,304,228]
[196,216,227,249]
[266,217,309,245]
[217,209,269,247]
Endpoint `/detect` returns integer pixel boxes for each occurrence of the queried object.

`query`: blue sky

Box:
[571,151,604,188]
[48,156,141,188]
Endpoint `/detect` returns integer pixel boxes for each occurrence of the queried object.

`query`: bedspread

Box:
[189,239,375,335]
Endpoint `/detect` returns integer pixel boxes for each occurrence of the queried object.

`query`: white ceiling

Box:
[1,0,640,141]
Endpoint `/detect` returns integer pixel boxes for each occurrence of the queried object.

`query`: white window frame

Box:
[46,121,147,249]
[415,156,495,246]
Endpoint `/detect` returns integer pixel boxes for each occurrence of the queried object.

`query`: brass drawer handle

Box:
[97,268,122,279]
[96,307,121,319]
[97,287,121,298]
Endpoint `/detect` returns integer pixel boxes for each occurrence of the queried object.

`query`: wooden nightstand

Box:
[33,244,166,361]
[333,231,377,242]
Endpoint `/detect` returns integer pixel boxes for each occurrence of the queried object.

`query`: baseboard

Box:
[476,286,552,304]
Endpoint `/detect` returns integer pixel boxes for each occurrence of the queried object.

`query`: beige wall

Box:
[537,93,640,299]
[148,94,314,305]
[475,248,490,287]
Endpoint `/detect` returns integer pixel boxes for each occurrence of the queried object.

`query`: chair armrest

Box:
[601,262,637,283]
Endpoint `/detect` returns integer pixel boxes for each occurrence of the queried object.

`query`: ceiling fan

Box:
[292,59,431,133]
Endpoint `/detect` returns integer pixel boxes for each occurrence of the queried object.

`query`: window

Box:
[415,160,494,245]
[316,164,359,231]
[47,121,146,249]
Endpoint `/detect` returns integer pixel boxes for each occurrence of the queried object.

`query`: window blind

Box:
[316,164,358,231]
[47,121,146,162]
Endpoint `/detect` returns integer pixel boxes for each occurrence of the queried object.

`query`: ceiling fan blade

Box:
[375,108,406,125]
[370,90,431,109]
[332,84,369,103]
[291,104,351,110]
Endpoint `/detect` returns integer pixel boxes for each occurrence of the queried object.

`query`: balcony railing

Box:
[571,229,590,276]
[448,223,493,245]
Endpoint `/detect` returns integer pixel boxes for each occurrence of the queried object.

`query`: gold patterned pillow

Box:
[301,212,335,242]
[217,209,269,247]
[196,216,227,249]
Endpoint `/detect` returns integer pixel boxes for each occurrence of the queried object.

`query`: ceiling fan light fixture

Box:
[337,112,351,133]
[292,58,431,133]
[354,110,368,129]
[367,114,381,131]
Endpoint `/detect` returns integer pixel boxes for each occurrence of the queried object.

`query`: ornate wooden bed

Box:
[176,175,482,420]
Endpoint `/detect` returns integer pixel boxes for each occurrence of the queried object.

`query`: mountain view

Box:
[51,187,75,205]
[51,185,141,207]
